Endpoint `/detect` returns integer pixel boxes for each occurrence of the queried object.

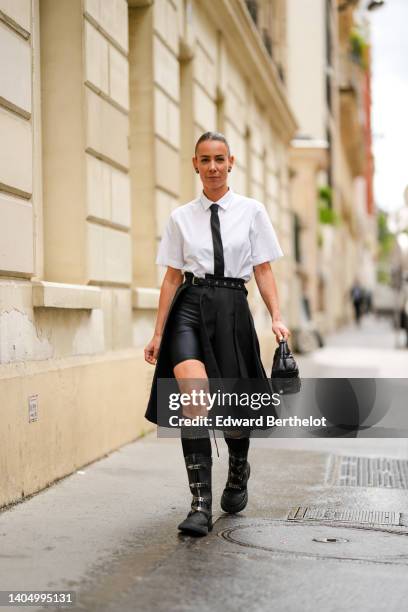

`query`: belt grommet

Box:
[215,280,218,285]
[224,282,226,286]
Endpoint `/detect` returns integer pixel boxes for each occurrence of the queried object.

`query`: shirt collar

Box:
[200,187,234,211]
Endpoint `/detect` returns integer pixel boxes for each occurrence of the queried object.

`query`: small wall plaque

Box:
[28,394,39,422]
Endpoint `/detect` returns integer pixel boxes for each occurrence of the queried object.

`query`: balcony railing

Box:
[245,0,259,25]
[338,52,362,101]
[338,53,366,175]
[244,0,286,84]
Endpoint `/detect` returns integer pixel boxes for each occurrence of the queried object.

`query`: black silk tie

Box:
[210,204,224,277]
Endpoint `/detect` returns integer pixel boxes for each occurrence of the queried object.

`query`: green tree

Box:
[317,186,340,226]
[377,210,395,260]
[350,29,368,70]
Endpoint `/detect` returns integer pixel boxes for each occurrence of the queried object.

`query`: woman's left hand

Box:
[272,320,290,343]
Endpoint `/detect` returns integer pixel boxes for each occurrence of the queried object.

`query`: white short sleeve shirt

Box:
[156,188,283,282]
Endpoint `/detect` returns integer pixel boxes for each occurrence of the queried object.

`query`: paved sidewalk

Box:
[1,316,408,612]
[296,314,408,377]
[1,433,408,612]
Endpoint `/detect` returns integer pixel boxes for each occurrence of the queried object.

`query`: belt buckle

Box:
[192,276,199,286]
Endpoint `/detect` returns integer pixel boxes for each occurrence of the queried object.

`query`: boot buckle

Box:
[189,482,209,489]
[187,463,207,470]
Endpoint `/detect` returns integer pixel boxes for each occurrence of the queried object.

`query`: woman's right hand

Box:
[144,334,162,365]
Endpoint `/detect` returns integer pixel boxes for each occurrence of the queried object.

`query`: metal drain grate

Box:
[338,456,408,489]
[288,506,401,526]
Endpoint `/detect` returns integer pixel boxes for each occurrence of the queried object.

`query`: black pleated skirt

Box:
[144,280,269,425]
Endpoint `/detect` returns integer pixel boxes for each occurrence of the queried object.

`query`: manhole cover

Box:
[313,537,349,543]
[219,520,408,565]
[336,456,408,489]
[288,506,401,526]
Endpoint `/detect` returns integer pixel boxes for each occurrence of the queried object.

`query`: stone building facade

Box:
[286,0,376,335]
[0,0,296,508]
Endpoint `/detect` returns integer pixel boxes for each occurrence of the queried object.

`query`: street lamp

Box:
[338,0,385,11]
[366,0,385,10]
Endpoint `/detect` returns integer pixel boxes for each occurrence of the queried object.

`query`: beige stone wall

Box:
[0,0,296,509]
[0,0,144,511]
[0,350,151,508]
[0,0,34,277]
[289,144,328,318]
[41,0,131,288]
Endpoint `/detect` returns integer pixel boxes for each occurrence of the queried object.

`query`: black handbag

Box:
[271,340,301,394]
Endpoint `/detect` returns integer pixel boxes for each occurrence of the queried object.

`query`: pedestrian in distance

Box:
[144,131,290,536]
[350,279,364,326]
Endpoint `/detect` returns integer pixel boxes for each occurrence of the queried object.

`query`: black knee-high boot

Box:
[178,429,212,536]
[221,434,250,514]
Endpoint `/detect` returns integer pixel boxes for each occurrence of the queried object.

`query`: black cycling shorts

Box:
[169,287,205,368]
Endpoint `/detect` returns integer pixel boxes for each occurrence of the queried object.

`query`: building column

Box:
[40,0,132,348]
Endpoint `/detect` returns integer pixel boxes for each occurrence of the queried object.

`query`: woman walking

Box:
[144,132,289,536]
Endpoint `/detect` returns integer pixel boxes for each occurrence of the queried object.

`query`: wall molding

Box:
[132,287,159,309]
[84,81,129,116]
[0,10,30,40]
[0,96,31,120]
[83,11,128,58]
[32,281,101,310]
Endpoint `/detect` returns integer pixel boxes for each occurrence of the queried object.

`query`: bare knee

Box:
[173,359,209,417]
[173,359,207,381]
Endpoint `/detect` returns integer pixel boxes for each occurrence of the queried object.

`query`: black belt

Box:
[184,272,246,290]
